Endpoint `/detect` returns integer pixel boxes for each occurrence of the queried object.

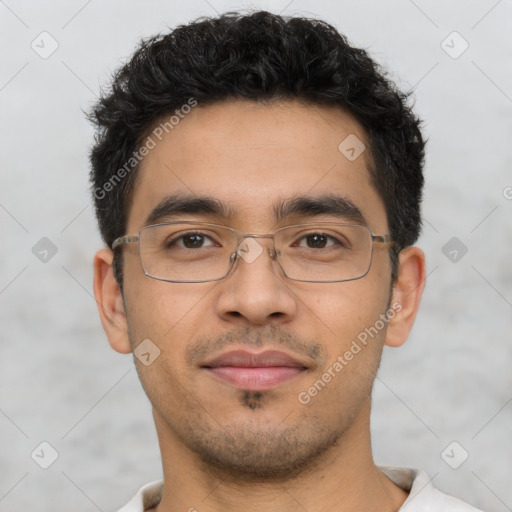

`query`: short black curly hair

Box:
[88,10,425,286]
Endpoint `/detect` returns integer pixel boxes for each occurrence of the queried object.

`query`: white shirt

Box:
[116,466,484,511]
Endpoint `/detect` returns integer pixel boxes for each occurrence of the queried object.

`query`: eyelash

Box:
[166,232,344,249]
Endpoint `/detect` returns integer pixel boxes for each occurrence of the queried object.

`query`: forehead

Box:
[127,99,387,233]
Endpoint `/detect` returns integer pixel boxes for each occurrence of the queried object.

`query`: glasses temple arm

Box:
[372,234,394,244]
[112,235,140,250]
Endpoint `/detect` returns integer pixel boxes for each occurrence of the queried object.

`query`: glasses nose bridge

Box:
[234,232,279,261]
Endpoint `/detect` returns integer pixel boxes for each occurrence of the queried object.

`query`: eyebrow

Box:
[145,192,367,227]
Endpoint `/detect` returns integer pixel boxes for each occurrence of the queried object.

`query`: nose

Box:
[214,236,297,326]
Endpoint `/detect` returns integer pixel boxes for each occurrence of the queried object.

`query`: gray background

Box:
[1,0,511,510]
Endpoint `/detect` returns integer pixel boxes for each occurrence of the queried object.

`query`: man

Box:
[89,10,483,512]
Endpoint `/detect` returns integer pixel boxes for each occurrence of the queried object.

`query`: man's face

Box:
[120,99,394,479]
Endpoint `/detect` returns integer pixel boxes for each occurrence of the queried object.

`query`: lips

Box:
[201,350,309,391]
[202,350,308,369]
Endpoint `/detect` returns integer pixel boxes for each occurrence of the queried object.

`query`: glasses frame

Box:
[111,221,393,283]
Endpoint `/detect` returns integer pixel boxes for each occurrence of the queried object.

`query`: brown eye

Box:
[305,234,328,248]
[165,232,217,249]
[297,233,340,249]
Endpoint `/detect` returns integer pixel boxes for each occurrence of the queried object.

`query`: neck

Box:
[150,401,408,512]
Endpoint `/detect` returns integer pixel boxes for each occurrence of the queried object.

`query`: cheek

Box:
[302,278,389,340]
[123,266,212,347]
[300,286,388,411]
[123,279,204,408]
[298,279,390,395]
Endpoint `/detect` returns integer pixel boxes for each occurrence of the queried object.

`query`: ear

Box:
[93,248,132,354]
[384,246,426,348]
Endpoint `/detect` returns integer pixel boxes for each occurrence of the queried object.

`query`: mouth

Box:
[200,349,309,391]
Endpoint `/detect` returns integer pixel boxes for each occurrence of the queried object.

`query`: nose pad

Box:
[231,240,279,263]
[227,243,282,280]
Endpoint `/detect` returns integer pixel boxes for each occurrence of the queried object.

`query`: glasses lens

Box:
[139,223,236,282]
[138,222,373,283]
[275,224,373,282]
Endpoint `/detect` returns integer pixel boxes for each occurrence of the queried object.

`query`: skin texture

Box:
[94,99,426,511]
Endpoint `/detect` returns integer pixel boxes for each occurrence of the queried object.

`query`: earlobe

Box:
[93,249,132,354]
[384,246,426,348]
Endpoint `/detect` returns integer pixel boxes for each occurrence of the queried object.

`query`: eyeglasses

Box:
[112,221,393,283]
